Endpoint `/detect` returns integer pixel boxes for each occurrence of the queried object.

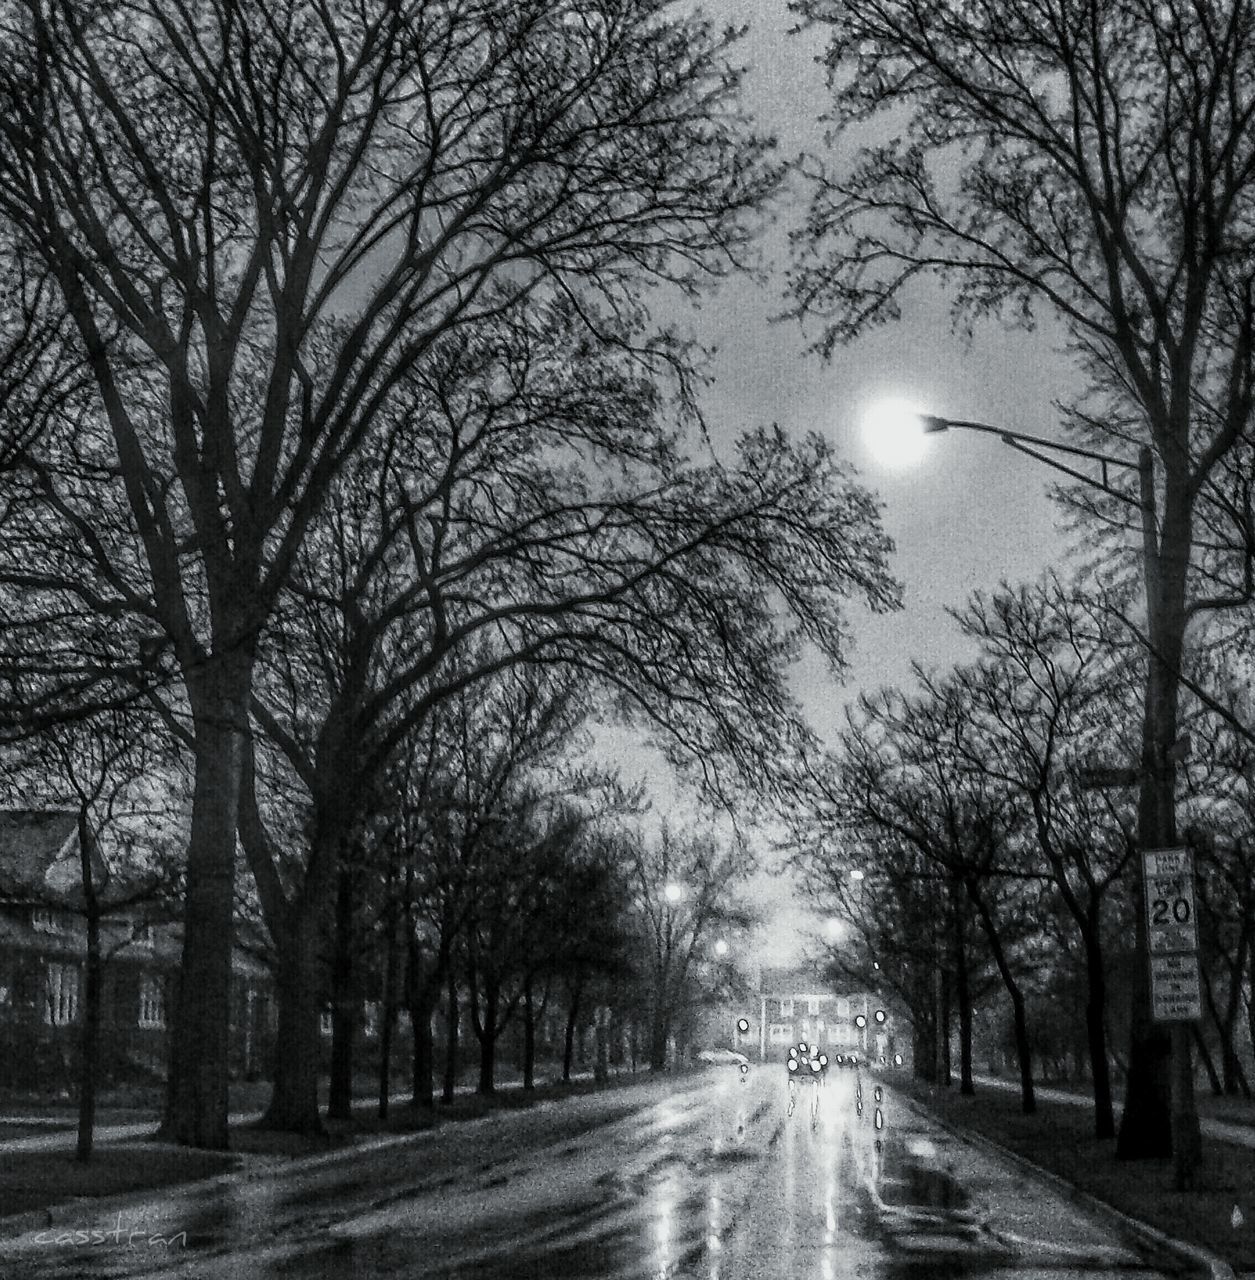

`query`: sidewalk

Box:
[973,1073,1255,1151]
[893,1088,1237,1280]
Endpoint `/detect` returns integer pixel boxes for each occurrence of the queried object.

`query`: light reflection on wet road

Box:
[0,1069,1178,1280]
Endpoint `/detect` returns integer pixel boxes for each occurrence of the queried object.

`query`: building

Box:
[749,966,895,1063]
[0,809,275,1093]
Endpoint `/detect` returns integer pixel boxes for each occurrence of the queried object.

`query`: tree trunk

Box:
[76,814,101,1163]
[1118,452,1185,1161]
[474,977,500,1095]
[442,969,458,1104]
[260,912,326,1134]
[375,853,399,1119]
[411,1001,435,1109]
[595,1006,609,1083]
[938,964,952,1088]
[405,952,442,1110]
[562,981,582,1083]
[163,657,250,1150]
[968,881,1034,1113]
[1081,926,1115,1139]
[327,865,356,1122]
[378,959,397,1120]
[953,891,973,1095]
[648,1003,668,1071]
[1193,1024,1222,1096]
[522,979,536,1091]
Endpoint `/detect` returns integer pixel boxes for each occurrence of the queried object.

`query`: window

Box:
[132,922,155,949]
[363,1001,379,1037]
[138,975,165,1029]
[778,998,794,1017]
[320,1010,333,1036]
[815,1019,825,1033]
[808,997,820,1016]
[800,1018,810,1035]
[768,1023,791,1043]
[32,907,65,935]
[836,997,850,1018]
[44,962,79,1026]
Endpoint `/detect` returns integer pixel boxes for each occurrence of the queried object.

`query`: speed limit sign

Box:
[1142,848,1198,954]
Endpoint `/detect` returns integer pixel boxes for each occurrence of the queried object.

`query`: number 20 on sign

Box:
[1142,847,1198,955]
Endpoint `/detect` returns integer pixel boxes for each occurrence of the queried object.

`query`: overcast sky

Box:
[605,0,1098,973]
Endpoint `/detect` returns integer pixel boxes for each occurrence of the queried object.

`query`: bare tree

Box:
[624,824,752,1071]
[0,0,782,1147]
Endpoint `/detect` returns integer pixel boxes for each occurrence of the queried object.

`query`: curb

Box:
[897,1091,1237,1280]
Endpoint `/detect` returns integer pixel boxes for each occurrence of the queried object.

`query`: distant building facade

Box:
[749,966,895,1063]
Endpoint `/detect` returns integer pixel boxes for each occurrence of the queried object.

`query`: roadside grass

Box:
[899,1076,1255,1272]
[0,1066,663,1228]
[0,1144,239,1219]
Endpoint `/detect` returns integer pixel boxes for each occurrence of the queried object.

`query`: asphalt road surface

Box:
[0,1067,1184,1279]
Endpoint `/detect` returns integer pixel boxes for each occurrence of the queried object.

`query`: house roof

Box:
[758,964,831,996]
[0,809,107,904]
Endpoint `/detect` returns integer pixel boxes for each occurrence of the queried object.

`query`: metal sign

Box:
[1142,848,1198,954]
[1150,952,1202,1022]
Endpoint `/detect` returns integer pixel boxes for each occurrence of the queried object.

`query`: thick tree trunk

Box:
[406,959,442,1111]
[327,865,356,1122]
[260,911,326,1134]
[164,657,250,1150]
[1119,458,1185,1162]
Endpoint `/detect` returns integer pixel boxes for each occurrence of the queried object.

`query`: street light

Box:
[663,882,684,905]
[713,938,729,958]
[877,401,1198,1183]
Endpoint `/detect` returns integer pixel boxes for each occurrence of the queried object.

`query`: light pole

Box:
[876,404,1199,1184]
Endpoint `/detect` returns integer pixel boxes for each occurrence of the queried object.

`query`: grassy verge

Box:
[0,1067,662,1226]
[0,1145,238,1219]
[898,1076,1255,1272]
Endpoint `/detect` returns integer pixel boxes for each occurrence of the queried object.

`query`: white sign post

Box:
[1142,848,1201,1022]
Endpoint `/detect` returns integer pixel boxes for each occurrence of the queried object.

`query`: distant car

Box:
[698,1047,750,1067]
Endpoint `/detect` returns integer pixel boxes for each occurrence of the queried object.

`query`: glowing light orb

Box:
[863,398,929,466]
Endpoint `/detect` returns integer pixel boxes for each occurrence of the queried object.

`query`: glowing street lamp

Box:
[862,397,932,466]
[663,882,684,905]
[713,938,730,958]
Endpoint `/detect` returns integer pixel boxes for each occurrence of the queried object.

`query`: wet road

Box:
[1,1068,1179,1279]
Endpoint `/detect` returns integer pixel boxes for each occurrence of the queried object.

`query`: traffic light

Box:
[855,1013,867,1029]
[874,1009,886,1024]
[736,1017,750,1034]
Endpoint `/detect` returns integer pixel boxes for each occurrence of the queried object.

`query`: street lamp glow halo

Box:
[862,398,941,466]
[663,882,684,904]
